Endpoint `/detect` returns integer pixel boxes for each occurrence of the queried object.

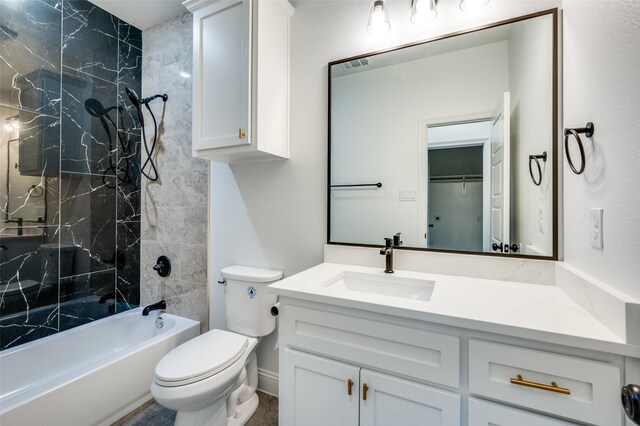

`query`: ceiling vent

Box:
[343,58,370,70]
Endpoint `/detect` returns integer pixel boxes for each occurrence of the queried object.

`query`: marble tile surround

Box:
[141,13,209,332]
[0,0,142,350]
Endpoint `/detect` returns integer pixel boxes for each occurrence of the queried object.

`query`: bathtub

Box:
[0,307,199,426]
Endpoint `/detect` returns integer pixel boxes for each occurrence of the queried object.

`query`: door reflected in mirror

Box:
[329,9,557,258]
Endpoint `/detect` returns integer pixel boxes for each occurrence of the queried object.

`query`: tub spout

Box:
[142,300,166,316]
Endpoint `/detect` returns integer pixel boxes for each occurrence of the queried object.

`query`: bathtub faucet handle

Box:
[142,300,167,316]
[153,256,171,277]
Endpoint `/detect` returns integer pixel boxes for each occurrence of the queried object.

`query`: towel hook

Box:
[564,122,594,175]
[529,152,547,186]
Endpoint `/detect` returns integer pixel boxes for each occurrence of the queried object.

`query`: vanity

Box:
[269,248,639,426]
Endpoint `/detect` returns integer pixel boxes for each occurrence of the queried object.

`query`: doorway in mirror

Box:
[424,121,490,252]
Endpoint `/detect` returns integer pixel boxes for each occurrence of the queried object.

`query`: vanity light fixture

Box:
[411,0,438,25]
[369,0,490,33]
[459,0,490,12]
[367,0,391,35]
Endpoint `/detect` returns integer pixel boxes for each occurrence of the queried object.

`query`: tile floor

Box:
[113,391,278,426]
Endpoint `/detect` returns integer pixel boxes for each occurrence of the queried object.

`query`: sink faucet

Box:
[380,233,402,274]
[142,300,166,316]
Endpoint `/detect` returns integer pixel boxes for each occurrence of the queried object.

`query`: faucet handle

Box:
[383,237,393,248]
[393,233,402,246]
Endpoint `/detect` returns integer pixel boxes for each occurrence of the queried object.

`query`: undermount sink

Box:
[321,271,435,302]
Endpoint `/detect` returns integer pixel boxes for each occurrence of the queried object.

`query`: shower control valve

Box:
[153,256,171,277]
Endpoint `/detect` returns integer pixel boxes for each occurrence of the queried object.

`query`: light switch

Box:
[399,189,417,202]
[590,208,603,250]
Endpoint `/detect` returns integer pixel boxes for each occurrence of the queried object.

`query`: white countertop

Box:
[269,263,639,357]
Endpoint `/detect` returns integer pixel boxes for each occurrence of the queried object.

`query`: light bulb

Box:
[4,117,19,132]
[367,0,390,35]
[459,0,489,12]
[411,0,438,26]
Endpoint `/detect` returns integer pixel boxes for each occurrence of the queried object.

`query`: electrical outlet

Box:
[399,189,417,202]
[590,208,604,250]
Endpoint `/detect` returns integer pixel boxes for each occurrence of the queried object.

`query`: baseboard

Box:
[257,368,279,397]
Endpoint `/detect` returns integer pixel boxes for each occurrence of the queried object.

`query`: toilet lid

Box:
[155,330,248,387]
[0,280,39,296]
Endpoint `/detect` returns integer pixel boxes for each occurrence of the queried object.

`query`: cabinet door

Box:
[281,348,359,426]
[360,369,460,426]
[468,397,577,426]
[193,0,251,150]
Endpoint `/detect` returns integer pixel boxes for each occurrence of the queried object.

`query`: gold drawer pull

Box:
[510,374,571,395]
[347,379,353,396]
[362,383,369,401]
[239,128,245,139]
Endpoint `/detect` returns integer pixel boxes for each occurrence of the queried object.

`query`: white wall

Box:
[562,1,640,300]
[508,15,554,256]
[331,42,508,247]
[210,0,640,380]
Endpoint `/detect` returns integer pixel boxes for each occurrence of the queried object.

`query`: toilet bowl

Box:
[151,266,282,426]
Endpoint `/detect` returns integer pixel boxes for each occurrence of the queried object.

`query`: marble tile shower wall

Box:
[0,0,142,350]
[141,13,209,332]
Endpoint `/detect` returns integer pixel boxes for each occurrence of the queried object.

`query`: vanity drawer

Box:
[468,397,576,425]
[468,339,621,425]
[280,304,460,388]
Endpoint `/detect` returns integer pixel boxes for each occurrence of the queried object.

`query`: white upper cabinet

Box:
[184,0,293,163]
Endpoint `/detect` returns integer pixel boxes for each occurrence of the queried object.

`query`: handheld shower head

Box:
[125,87,168,108]
[84,98,107,117]
[123,87,168,183]
[125,87,141,108]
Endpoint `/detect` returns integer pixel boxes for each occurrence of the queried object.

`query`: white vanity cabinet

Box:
[276,297,625,426]
[281,348,461,426]
[184,0,292,163]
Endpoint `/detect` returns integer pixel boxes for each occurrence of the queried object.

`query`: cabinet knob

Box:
[362,383,369,401]
[239,128,245,139]
[347,379,353,396]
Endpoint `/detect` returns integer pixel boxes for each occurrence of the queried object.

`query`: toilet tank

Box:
[221,265,283,337]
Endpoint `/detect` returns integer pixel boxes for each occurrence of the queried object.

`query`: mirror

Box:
[1,108,52,234]
[329,10,558,258]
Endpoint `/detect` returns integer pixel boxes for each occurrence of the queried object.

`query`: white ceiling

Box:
[88,0,187,30]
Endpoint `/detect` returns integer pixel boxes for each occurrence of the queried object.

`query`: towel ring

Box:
[529,152,547,186]
[564,122,594,175]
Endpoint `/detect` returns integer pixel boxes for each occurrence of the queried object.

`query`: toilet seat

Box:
[154,330,248,387]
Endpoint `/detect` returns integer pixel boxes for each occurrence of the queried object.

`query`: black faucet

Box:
[380,233,402,274]
[142,300,166,316]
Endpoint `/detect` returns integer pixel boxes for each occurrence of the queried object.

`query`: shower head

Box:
[125,87,141,108]
[125,87,168,108]
[84,98,107,117]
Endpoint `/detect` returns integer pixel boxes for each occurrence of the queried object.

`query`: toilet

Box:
[150,265,282,426]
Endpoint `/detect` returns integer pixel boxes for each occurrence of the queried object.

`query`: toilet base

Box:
[175,397,227,426]
[228,393,259,426]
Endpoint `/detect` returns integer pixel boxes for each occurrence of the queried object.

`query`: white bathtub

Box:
[0,307,199,426]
